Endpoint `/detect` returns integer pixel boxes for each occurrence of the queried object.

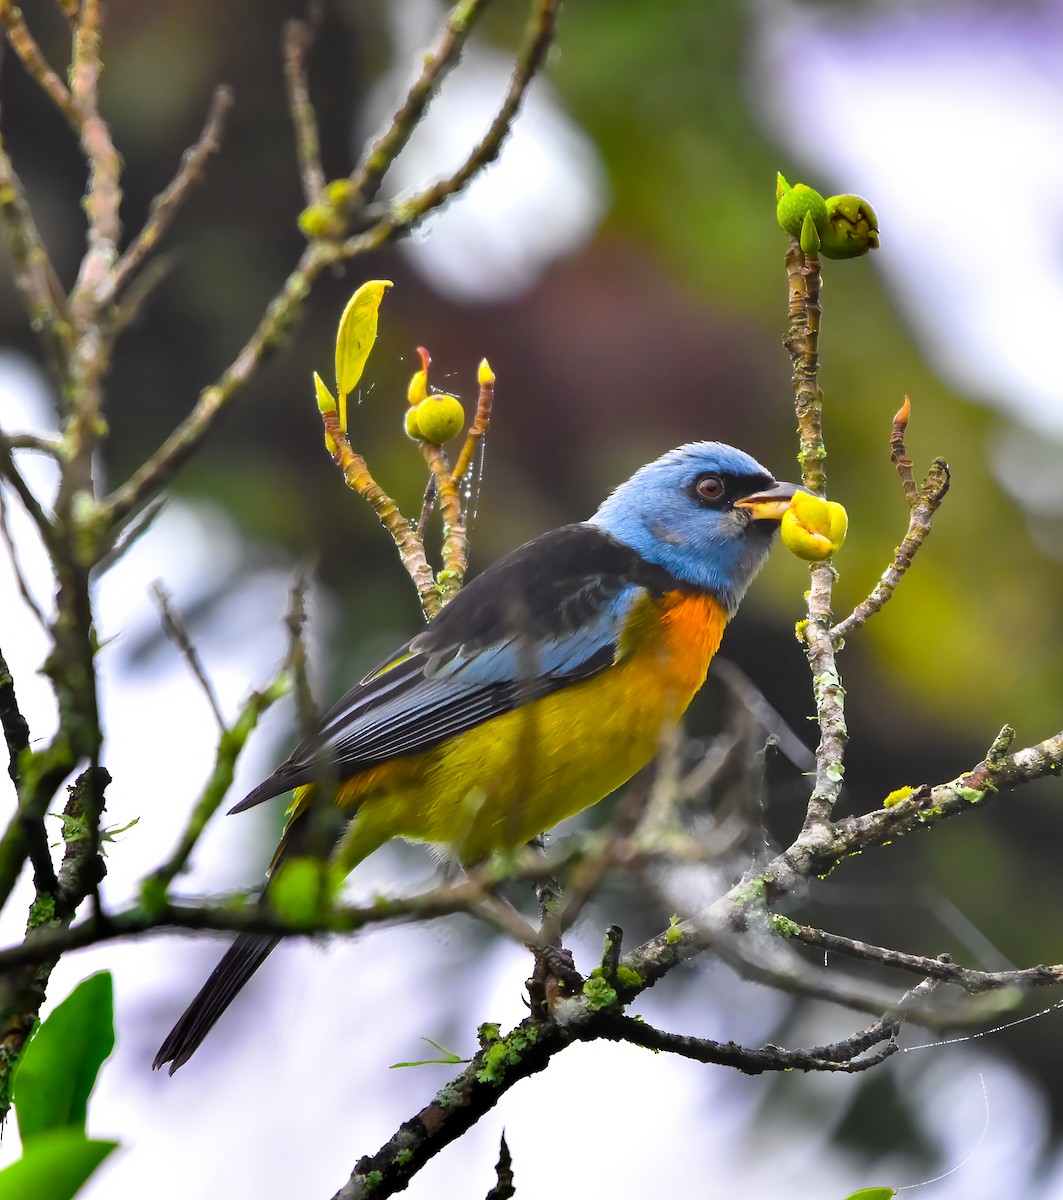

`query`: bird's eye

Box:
[695,474,726,503]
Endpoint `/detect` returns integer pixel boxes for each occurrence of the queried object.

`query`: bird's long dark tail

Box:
[153,931,280,1074]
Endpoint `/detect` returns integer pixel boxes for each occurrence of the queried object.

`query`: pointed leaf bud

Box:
[799,209,822,255]
[313,371,337,415]
[477,358,495,386]
[314,373,339,455]
[407,345,431,405]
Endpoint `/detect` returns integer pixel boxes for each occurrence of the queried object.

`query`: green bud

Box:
[777,182,828,238]
[325,178,355,208]
[820,194,879,259]
[799,209,821,255]
[298,202,345,241]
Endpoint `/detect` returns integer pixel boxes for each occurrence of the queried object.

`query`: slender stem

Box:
[347,0,495,211]
[371,0,561,242]
[420,441,466,604]
[0,6,80,130]
[831,456,950,642]
[322,410,440,618]
[782,240,846,829]
[283,13,326,204]
[69,0,123,308]
[102,86,233,308]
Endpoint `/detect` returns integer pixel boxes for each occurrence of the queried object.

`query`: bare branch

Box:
[69,0,124,308]
[364,0,561,246]
[102,86,234,308]
[0,141,71,376]
[283,12,326,205]
[346,0,495,212]
[776,919,1063,994]
[0,646,30,791]
[0,5,80,130]
[320,407,440,617]
[150,582,226,730]
[0,433,55,549]
[0,488,48,629]
[100,238,337,528]
[831,400,950,641]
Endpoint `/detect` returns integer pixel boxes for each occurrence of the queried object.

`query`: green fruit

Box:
[776,183,828,239]
[403,406,423,440]
[820,194,879,259]
[414,394,464,444]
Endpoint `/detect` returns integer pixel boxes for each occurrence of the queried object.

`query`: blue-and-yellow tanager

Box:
[155,442,798,1072]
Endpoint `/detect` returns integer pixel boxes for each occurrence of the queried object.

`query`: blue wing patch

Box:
[231,524,681,812]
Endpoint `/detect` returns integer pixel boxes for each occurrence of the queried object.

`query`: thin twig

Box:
[346,0,495,212]
[451,359,495,482]
[321,408,440,617]
[890,395,918,505]
[420,440,465,604]
[0,646,30,791]
[774,918,1063,994]
[150,582,226,730]
[0,434,56,550]
[365,0,561,245]
[0,142,70,377]
[0,488,48,629]
[597,1010,898,1075]
[92,497,166,577]
[283,11,326,205]
[284,561,319,740]
[69,0,124,307]
[830,455,950,642]
[102,86,233,308]
[101,238,339,529]
[0,6,80,130]
[415,474,437,542]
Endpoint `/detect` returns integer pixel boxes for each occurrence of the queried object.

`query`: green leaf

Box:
[334,279,393,427]
[13,972,115,1142]
[842,1189,895,1200]
[0,1130,117,1200]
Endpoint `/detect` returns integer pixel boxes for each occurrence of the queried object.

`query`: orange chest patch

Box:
[618,588,729,701]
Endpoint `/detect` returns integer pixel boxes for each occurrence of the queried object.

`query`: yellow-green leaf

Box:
[335,279,393,428]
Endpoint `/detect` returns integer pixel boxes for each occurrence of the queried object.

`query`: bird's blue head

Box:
[589,442,799,614]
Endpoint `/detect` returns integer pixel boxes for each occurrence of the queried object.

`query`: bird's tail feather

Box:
[153,931,280,1074]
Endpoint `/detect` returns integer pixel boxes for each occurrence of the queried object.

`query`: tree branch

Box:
[102,85,233,309]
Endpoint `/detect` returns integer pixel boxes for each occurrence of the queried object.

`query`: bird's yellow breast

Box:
[323,589,729,871]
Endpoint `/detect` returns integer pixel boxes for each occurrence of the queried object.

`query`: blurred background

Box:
[1,0,1063,1196]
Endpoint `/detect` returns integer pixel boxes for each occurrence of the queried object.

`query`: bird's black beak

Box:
[734,480,803,522]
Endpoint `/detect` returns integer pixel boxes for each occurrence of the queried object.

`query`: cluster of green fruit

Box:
[404,392,466,444]
[776,174,879,259]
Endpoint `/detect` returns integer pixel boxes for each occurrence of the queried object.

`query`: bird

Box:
[154,441,798,1073]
